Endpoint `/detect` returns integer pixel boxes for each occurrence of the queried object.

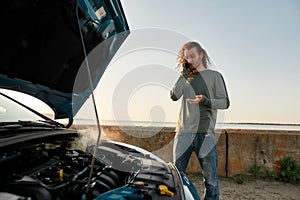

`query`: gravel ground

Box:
[187,173,300,200]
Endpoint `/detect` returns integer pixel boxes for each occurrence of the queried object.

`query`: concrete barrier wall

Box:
[79,125,300,177]
[226,129,300,177]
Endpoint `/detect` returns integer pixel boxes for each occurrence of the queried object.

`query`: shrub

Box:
[249,165,263,178]
[235,174,245,184]
[265,170,275,181]
[278,157,300,184]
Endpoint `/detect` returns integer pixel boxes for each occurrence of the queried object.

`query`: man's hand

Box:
[186,95,203,104]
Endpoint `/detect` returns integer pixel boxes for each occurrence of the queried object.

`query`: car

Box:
[0,0,200,199]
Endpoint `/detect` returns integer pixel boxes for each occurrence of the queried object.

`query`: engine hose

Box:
[93,180,110,193]
[103,169,120,184]
[72,167,89,181]
[97,173,117,188]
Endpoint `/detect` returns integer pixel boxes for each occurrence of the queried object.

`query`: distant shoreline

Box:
[72,119,300,131]
[220,122,300,126]
[75,119,300,126]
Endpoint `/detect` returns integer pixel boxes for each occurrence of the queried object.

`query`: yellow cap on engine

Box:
[59,169,63,182]
[158,185,174,197]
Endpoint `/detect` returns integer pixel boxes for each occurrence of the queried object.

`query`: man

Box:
[170,41,230,200]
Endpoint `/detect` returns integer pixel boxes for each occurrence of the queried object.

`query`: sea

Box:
[74,119,300,131]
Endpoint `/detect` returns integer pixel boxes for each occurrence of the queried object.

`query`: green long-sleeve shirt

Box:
[170,69,230,134]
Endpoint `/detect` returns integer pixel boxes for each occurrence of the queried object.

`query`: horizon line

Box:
[73,119,300,126]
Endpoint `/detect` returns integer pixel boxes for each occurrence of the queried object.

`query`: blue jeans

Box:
[173,133,219,200]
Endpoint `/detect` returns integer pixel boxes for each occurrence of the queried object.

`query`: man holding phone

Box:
[170,41,230,200]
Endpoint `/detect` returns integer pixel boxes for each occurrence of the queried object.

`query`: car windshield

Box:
[0,92,44,122]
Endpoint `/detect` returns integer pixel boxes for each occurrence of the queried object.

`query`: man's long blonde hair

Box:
[177,41,211,71]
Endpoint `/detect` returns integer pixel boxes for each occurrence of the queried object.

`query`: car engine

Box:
[0,133,183,200]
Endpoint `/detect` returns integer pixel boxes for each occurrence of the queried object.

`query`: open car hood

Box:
[0,0,129,126]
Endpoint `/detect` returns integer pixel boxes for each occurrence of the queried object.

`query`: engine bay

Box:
[0,133,183,200]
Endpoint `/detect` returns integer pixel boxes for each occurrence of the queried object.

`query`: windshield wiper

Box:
[0,123,22,129]
[0,120,63,130]
[38,119,65,128]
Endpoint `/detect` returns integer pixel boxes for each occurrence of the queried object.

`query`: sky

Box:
[102,0,300,124]
[1,0,300,125]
